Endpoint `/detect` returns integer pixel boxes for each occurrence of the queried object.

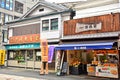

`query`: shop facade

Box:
[5,34,42,69]
[5,1,74,71]
[5,34,56,69]
[55,13,120,78]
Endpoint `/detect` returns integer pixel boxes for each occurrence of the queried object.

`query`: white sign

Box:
[76,22,102,33]
[96,66,118,78]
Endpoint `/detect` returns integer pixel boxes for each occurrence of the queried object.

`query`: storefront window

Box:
[35,51,41,61]
[27,50,33,61]
[8,51,17,60]
[8,51,25,63]
[51,18,58,30]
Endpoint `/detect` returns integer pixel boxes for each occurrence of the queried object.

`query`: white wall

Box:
[8,29,13,37]
[40,14,61,39]
[29,6,55,17]
[40,13,71,40]
[74,3,120,19]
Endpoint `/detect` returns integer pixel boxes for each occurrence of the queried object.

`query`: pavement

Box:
[0,67,119,80]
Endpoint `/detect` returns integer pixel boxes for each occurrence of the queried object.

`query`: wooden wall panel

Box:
[64,13,120,36]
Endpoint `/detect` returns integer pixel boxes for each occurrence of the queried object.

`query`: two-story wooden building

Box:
[5,1,74,70]
[55,13,120,78]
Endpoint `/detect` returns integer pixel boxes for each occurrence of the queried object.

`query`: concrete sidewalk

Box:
[0,74,47,80]
[0,67,116,80]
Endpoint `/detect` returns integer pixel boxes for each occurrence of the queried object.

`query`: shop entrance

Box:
[56,50,93,75]
[67,50,91,75]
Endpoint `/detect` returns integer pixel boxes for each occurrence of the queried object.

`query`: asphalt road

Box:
[0,67,118,80]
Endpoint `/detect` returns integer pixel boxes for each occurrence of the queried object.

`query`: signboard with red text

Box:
[40,39,48,62]
[9,34,40,44]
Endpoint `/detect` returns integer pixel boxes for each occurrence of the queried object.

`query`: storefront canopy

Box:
[55,42,115,50]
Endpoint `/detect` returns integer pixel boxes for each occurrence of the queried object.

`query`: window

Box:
[2,30,8,42]
[0,0,13,10]
[42,20,49,31]
[42,18,59,31]
[51,18,58,30]
[10,0,13,10]
[35,51,41,61]
[27,50,33,61]
[6,0,10,10]
[15,1,23,14]
[8,50,25,64]
[8,51,16,60]
[39,8,44,12]
[5,14,13,23]
[9,15,13,21]
[1,0,5,8]
[5,14,8,22]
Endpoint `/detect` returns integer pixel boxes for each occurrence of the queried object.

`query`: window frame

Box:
[42,19,49,31]
[50,18,58,30]
[42,18,59,32]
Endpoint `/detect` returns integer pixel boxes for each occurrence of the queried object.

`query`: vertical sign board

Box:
[40,39,48,74]
[0,50,5,66]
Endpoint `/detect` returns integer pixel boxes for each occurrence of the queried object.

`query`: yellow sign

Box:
[0,50,5,66]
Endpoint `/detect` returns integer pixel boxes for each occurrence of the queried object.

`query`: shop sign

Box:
[94,50,118,54]
[9,34,40,44]
[76,22,102,33]
[40,39,48,62]
[0,50,5,66]
[5,43,40,50]
[96,66,118,78]
[74,46,86,50]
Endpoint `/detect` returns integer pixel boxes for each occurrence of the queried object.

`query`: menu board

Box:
[96,66,118,78]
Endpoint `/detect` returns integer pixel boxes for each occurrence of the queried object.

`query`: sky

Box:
[45,0,87,3]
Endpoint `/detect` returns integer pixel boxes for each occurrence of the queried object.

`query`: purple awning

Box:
[48,46,55,63]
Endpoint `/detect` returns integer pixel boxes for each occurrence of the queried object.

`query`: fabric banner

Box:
[40,39,48,62]
[48,46,55,63]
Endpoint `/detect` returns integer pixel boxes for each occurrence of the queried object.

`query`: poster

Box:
[96,66,118,78]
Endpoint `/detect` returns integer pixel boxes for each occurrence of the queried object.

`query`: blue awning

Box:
[55,42,114,50]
